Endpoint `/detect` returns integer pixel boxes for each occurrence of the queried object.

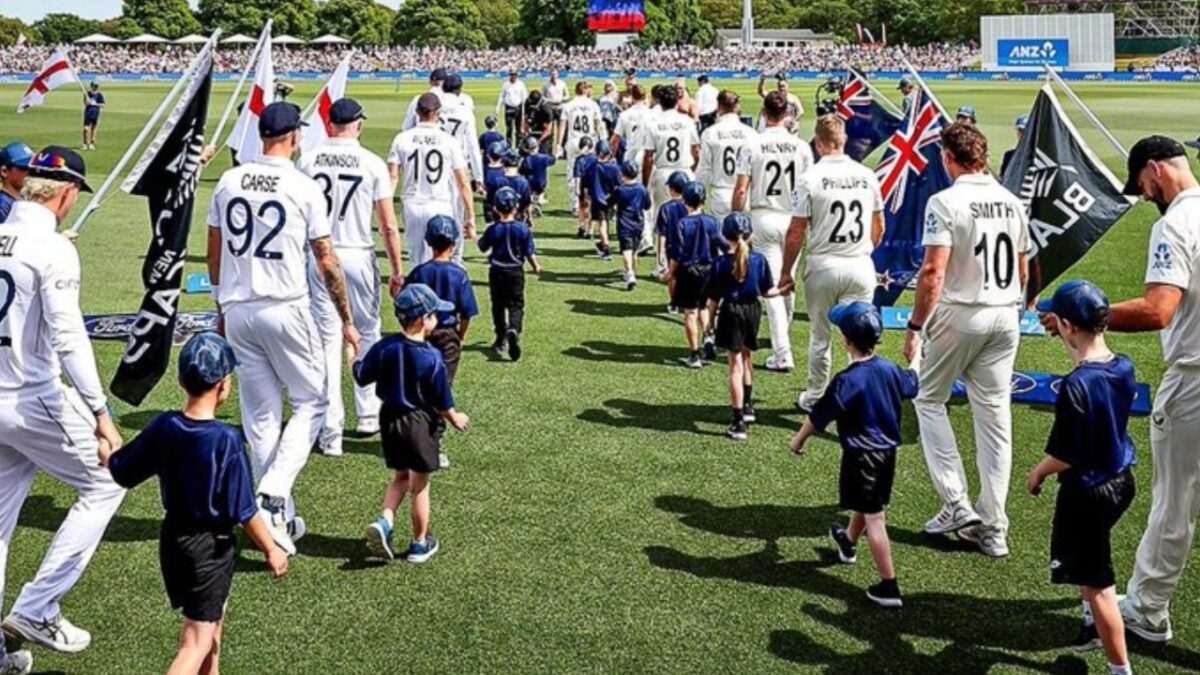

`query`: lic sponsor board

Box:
[998,39,1070,67]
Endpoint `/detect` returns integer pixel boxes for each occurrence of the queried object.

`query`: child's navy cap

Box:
[521,136,539,153]
[595,139,612,156]
[829,301,883,350]
[424,214,459,248]
[956,105,977,119]
[487,141,507,161]
[578,136,594,152]
[328,98,366,125]
[395,283,453,321]
[501,149,521,167]
[722,212,752,240]
[485,115,497,128]
[494,186,519,212]
[667,170,689,194]
[259,102,307,139]
[620,160,639,179]
[1036,279,1110,331]
[1015,115,1029,130]
[682,181,706,207]
[0,142,33,169]
[179,332,238,391]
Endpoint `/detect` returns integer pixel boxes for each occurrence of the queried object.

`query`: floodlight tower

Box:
[742,0,754,47]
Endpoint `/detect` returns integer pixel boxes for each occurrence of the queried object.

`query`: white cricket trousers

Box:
[309,248,382,442]
[0,382,125,647]
[751,208,798,364]
[708,187,735,222]
[566,149,583,215]
[800,256,876,407]
[404,199,455,268]
[913,303,1020,538]
[1125,364,1200,626]
[225,298,327,520]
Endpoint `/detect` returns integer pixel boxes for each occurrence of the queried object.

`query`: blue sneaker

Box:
[404,535,440,564]
[365,518,394,560]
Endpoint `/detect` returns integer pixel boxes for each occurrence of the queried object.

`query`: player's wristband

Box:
[906,320,923,332]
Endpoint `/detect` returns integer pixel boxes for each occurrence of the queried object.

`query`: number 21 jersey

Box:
[737,126,813,212]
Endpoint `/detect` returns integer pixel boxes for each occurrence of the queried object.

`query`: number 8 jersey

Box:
[922,173,1031,307]
[208,155,332,307]
[790,154,883,265]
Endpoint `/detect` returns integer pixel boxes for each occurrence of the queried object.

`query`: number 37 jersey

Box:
[208,156,331,307]
[791,154,883,263]
[298,138,394,250]
[923,173,1031,307]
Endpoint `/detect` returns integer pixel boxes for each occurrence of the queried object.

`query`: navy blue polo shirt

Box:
[808,357,920,454]
[674,213,727,267]
[520,153,556,193]
[612,182,651,240]
[1046,355,1138,488]
[484,166,508,207]
[353,335,455,413]
[479,130,504,155]
[505,173,534,212]
[108,412,257,531]
[84,91,105,121]
[656,199,689,260]
[406,260,479,329]
[573,154,598,185]
[586,159,622,207]
[0,191,14,223]
[479,219,536,268]
[706,251,774,304]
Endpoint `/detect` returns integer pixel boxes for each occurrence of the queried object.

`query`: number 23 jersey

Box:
[208,156,331,307]
[923,173,1031,307]
[791,154,883,265]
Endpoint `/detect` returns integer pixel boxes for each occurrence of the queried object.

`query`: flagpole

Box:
[898,52,950,120]
[68,49,89,98]
[853,69,904,117]
[212,20,272,149]
[71,32,220,233]
[1043,65,1128,159]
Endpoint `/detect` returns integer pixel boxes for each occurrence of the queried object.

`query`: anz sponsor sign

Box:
[998,39,1069,68]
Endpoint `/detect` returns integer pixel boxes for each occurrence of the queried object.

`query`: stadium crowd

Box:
[0,42,981,74]
[1148,46,1200,72]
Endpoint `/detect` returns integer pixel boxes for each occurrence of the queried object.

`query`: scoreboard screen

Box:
[587,0,646,32]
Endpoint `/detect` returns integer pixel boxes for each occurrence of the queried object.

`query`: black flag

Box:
[111,46,213,404]
[1002,85,1133,303]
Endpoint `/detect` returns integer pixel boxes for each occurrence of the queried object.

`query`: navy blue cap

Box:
[1036,279,1110,331]
[394,283,453,321]
[722,212,752,240]
[27,145,92,192]
[682,181,706,207]
[424,214,460,249]
[0,142,33,169]
[444,73,464,94]
[501,149,521,167]
[179,332,238,392]
[898,76,914,89]
[259,102,307,139]
[430,67,449,82]
[1124,135,1186,196]
[487,140,508,161]
[521,135,539,153]
[494,186,519,213]
[595,139,612,156]
[1015,115,1029,130]
[1186,136,1200,150]
[485,115,498,129]
[578,136,594,152]
[328,98,366,125]
[667,170,689,194]
[830,301,883,351]
[956,105,977,119]
[620,160,639,179]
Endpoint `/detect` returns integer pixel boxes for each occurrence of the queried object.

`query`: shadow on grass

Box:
[578,398,800,435]
[563,340,686,366]
[655,496,842,542]
[564,298,677,324]
[17,495,158,543]
[539,269,623,289]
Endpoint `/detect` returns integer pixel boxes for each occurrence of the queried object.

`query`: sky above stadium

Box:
[9,1,404,24]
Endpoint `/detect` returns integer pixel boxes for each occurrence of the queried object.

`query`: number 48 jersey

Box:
[208,156,331,308]
[791,154,883,262]
[923,173,1031,307]
[387,122,467,205]
[299,138,393,250]
[737,126,813,212]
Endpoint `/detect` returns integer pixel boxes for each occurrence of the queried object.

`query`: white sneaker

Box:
[321,437,343,457]
[1119,595,1173,642]
[258,506,297,556]
[956,525,1009,558]
[2,613,91,654]
[923,503,983,535]
[356,417,380,435]
[439,452,451,469]
[763,355,795,373]
[0,650,31,675]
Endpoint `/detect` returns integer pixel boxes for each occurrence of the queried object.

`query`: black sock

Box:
[732,407,743,423]
[743,385,753,404]
[691,350,701,360]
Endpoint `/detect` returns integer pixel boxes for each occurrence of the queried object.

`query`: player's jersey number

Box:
[722,146,736,176]
[406,149,445,185]
[225,198,286,260]
[974,231,1015,290]
[314,172,363,221]
[829,200,865,244]
[764,160,796,197]
[572,115,591,135]
[0,270,14,347]
[666,137,681,163]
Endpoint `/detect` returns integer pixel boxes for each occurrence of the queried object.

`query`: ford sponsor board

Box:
[998,38,1069,67]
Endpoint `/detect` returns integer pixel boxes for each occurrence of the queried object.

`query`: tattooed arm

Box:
[311,236,362,358]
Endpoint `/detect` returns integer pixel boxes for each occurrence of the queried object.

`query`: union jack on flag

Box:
[875,91,945,212]
[834,70,901,162]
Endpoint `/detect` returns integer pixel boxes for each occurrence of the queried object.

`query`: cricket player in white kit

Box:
[732,91,814,372]
[388,93,476,267]
[695,90,755,221]
[299,98,403,455]
[0,148,125,669]
[641,85,700,224]
[609,83,654,248]
[1085,136,1200,643]
[904,122,1029,559]
[208,103,361,553]
[401,67,448,132]
[559,81,605,217]
[441,73,484,242]
[779,116,885,410]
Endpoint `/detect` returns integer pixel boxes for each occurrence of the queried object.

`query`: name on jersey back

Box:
[313,153,361,169]
[822,176,870,191]
[970,201,1020,220]
[761,140,802,154]
[241,174,280,193]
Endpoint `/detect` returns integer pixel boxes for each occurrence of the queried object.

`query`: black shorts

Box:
[160,522,236,623]
[1051,470,1135,589]
[428,326,463,384]
[83,115,99,126]
[618,235,641,253]
[715,302,762,352]
[590,202,611,222]
[672,263,711,310]
[381,406,442,474]
[839,450,897,514]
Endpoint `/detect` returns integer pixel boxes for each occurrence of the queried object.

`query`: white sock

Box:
[1109,663,1132,675]
[1082,600,1095,626]
[381,509,395,529]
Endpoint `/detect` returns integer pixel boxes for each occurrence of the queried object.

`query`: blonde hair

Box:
[20,177,72,203]
[814,115,847,150]
[732,235,750,283]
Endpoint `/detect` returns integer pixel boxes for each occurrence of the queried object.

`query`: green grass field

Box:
[1,77,1199,674]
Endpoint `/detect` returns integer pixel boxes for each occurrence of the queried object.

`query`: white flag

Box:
[301,52,352,155]
[18,48,78,113]
[16,33,27,46]
[225,24,275,162]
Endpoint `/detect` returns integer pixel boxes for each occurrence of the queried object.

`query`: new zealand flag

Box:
[835,71,903,162]
[871,88,952,306]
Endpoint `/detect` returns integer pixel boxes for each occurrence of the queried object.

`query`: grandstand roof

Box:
[125,33,169,44]
[74,33,120,44]
[221,34,257,45]
[715,29,832,40]
[311,34,350,45]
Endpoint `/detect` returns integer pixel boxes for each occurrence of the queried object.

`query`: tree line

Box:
[0,0,1017,50]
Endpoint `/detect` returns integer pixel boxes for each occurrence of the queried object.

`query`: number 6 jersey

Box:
[790,154,883,269]
[922,173,1031,307]
[208,155,331,307]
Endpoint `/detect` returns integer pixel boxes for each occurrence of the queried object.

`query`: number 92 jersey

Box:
[387,124,467,205]
[208,156,332,307]
[922,173,1031,307]
[737,126,813,212]
[790,154,883,262]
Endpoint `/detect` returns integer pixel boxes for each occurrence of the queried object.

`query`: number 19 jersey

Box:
[923,173,1030,307]
[737,126,813,212]
[208,156,331,307]
[387,122,467,205]
[299,138,393,250]
[791,154,883,262]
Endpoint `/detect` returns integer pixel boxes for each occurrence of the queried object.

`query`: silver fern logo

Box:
[1018,147,1078,209]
